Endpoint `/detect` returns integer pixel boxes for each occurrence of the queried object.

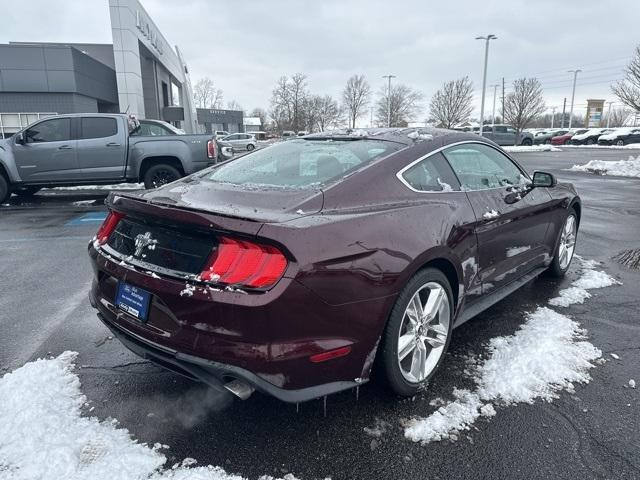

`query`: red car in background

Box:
[551,129,588,145]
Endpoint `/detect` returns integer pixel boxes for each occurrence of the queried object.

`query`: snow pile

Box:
[568,155,640,177]
[404,258,619,444]
[549,257,620,307]
[502,145,561,153]
[407,131,433,141]
[563,144,640,150]
[0,352,296,480]
[482,210,499,220]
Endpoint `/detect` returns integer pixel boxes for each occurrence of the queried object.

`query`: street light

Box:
[490,83,500,131]
[568,69,581,128]
[476,34,497,136]
[382,75,396,127]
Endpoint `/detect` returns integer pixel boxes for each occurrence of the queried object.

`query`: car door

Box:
[12,117,80,182]
[76,116,126,180]
[224,134,241,150]
[442,142,555,294]
[492,126,508,145]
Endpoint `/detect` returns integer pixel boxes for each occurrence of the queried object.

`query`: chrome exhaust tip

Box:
[223,379,254,400]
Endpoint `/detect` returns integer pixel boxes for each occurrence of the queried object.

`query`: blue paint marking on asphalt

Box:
[65,212,107,226]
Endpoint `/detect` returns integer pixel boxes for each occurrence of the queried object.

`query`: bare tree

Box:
[375,84,423,127]
[429,76,474,129]
[316,95,341,131]
[503,78,546,144]
[604,106,632,127]
[612,46,640,112]
[192,77,223,108]
[268,73,309,132]
[227,100,244,112]
[342,75,371,128]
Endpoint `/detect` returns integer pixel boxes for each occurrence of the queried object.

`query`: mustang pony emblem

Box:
[134,232,157,257]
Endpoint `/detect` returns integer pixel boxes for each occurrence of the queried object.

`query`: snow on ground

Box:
[404,257,620,445]
[567,155,640,177]
[562,144,640,150]
[549,257,620,307]
[502,145,561,153]
[0,351,297,480]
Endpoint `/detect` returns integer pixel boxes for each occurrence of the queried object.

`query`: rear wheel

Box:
[13,186,41,197]
[0,174,9,204]
[521,138,533,146]
[586,138,595,145]
[143,164,181,189]
[246,143,255,151]
[548,209,578,277]
[616,139,625,147]
[379,268,453,396]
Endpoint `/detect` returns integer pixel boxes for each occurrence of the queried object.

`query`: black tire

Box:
[0,174,9,204]
[586,138,595,145]
[143,164,181,190]
[246,144,255,151]
[13,186,41,197]
[545,139,552,145]
[616,139,625,147]
[521,138,533,146]
[547,207,578,277]
[378,268,454,396]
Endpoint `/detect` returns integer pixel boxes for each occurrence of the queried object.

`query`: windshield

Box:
[199,139,403,189]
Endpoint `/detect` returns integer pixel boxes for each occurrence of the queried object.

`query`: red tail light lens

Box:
[207,139,216,159]
[310,346,352,363]
[95,211,125,245]
[201,237,288,289]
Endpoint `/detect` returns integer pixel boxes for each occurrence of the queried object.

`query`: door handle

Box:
[58,145,73,150]
[106,142,121,147]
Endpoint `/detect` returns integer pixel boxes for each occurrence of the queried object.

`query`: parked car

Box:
[222,133,257,152]
[215,130,229,140]
[534,129,569,145]
[88,128,580,403]
[550,129,588,146]
[282,131,296,140]
[297,131,309,136]
[481,124,534,146]
[0,113,232,203]
[597,127,640,146]
[569,128,614,145]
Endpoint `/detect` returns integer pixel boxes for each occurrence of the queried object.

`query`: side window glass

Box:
[443,143,526,191]
[80,117,117,139]
[25,118,71,143]
[400,152,461,192]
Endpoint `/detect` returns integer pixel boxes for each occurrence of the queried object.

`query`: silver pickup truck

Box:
[0,113,233,203]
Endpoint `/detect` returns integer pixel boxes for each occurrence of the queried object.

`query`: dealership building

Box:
[0,0,207,138]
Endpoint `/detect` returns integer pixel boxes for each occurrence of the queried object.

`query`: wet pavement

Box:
[1,148,639,479]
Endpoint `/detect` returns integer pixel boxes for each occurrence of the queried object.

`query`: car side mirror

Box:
[15,132,25,144]
[532,171,556,188]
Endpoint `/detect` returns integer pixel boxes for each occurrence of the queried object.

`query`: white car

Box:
[222,133,257,152]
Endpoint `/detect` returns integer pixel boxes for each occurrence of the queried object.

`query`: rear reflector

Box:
[207,139,216,159]
[95,211,125,245]
[309,346,352,363]
[200,237,287,289]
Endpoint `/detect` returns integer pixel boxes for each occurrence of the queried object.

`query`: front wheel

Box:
[0,175,9,204]
[378,268,453,396]
[616,139,625,147]
[548,209,578,277]
[143,164,181,189]
[246,143,255,151]
[521,138,533,146]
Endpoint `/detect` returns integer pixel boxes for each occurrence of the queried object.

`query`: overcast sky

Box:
[2,0,638,122]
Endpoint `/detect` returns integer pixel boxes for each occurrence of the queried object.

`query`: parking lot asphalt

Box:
[1,147,639,479]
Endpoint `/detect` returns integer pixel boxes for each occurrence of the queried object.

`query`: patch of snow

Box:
[629,379,636,389]
[562,144,640,150]
[506,246,531,258]
[610,353,620,360]
[549,257,621,308]
[72,200,96,206]
[502,145,561,153]
[568,155,640,177]
[295,209,305,215]
[407,131,434,141]
[179,284,196,297]
[437,178,453,192]
[363,418,391,438]
[0,352,298,480]
[482,210,500,220]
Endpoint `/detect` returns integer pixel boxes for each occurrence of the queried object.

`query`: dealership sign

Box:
[136,10,164,56]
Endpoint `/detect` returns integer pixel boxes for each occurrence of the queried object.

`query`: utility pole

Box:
[382,75,396,127]
[606,102,613,128]
[561,98,567,128]
[551,107,556,128]
[501,77,505,122]
[568,69,581,128]
[476,34,497,136]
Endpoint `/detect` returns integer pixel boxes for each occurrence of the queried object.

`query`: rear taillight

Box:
[200,237,288,289]
[207,139,217,159]
[95,211,125,245]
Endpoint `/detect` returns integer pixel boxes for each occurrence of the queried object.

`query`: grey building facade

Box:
[0,0,198,137]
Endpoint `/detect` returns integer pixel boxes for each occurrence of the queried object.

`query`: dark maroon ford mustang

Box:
[88,128,580,402]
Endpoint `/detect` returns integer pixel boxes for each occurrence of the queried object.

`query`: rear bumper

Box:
[94,307,361,403]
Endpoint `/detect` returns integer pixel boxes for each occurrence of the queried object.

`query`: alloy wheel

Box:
[150,169,178,188]
[558,214,577,269]
[617,140,624,147]
[397,282,450,383]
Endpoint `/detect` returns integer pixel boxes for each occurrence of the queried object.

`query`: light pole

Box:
[606,101,613,128]
[490,84,499,131]
[551,106,556,128]
[568,69,581,128]
[382,75,396,127]
[476,34,497,136]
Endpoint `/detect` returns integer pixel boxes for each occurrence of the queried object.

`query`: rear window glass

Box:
[200,139,403,189]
